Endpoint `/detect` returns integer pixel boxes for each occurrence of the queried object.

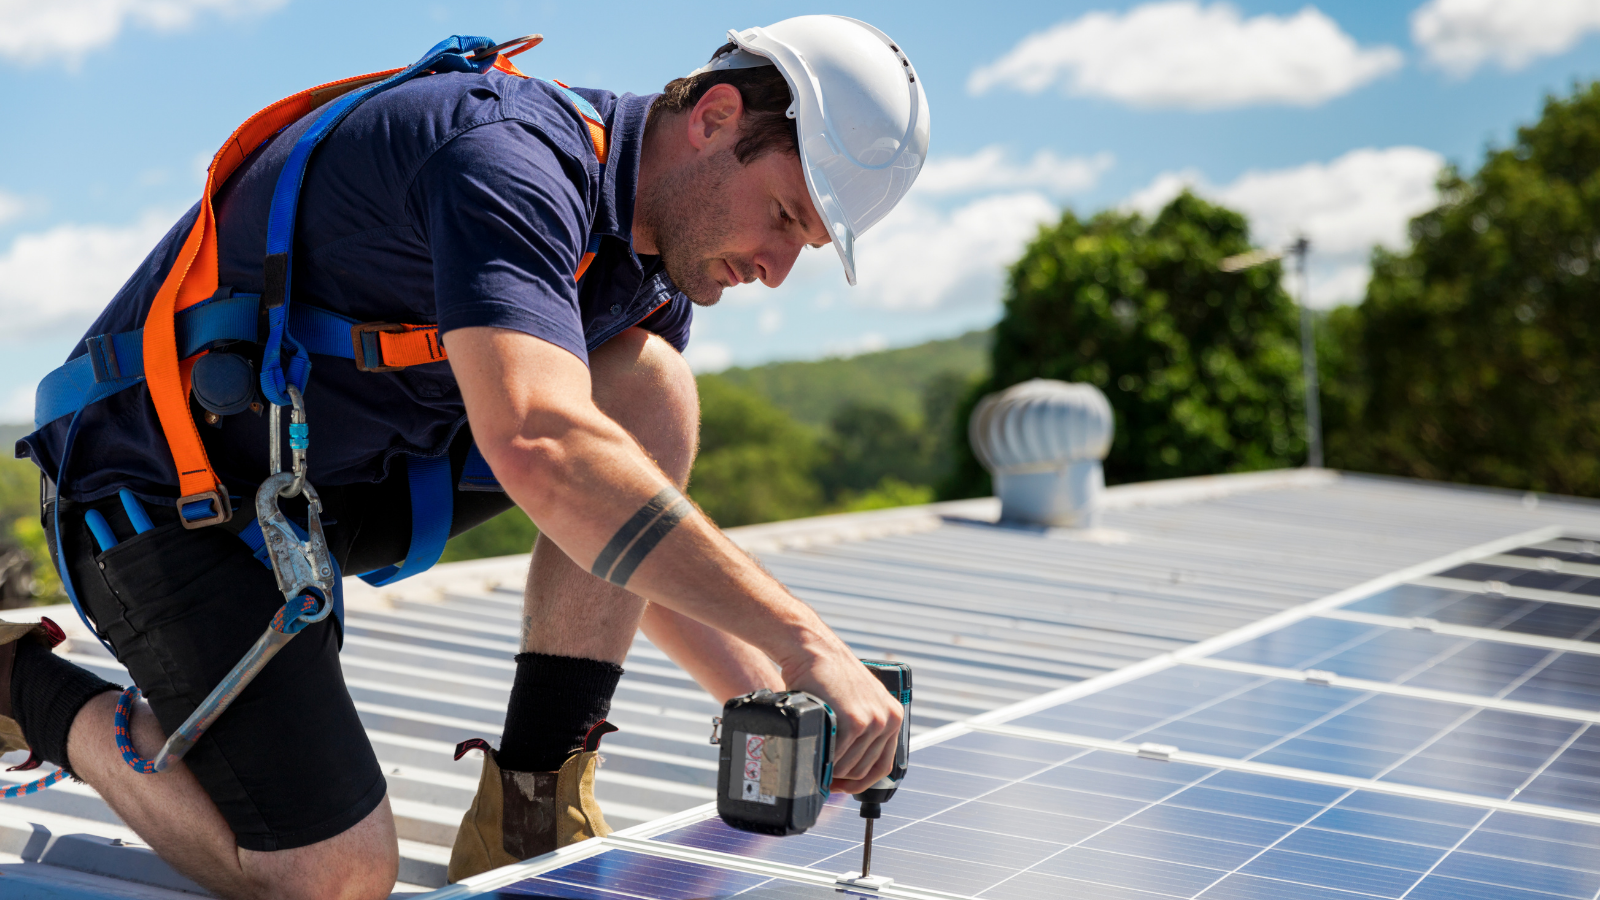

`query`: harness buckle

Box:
[177,488,232,529]
[351,322,407,372]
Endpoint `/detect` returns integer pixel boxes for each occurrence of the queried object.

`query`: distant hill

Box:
[709,329,991,427]
[0,327,995,464]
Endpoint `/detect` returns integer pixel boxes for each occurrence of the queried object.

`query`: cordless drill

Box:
[850,660,912,883]
[712,659,913,858]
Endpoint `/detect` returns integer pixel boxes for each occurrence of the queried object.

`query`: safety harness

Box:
[24,34,614,784]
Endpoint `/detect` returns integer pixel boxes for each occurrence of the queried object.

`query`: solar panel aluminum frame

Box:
[1184,656,1600,726]
[962,720,1600,830]
[413,524,1576,900]
[422,830,984,900]
[911,524,1568,750]
[1318,606,1600,657]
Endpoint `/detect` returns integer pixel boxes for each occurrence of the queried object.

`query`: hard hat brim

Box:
[717,26,861,287]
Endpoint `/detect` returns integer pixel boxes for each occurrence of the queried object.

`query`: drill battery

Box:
[711,689,836,835]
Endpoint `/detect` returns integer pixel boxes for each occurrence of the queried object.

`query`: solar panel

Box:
[432,536,1600,900]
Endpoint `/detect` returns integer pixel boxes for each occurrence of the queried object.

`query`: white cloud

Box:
[918,147,1114,196]
[849,191,1060,311]
[683,340,732,374]
[0,0,287,66]
[0,190,23,226]
[0,209,174,339]
[758,307,783,335]
[1126,146,1445,307]
[1412,0,1600,76]
[970,1,1402,110]
[823,333,888,358]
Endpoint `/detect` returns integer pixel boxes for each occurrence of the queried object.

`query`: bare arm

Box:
[640,602,784,702]
[448,326,898,792]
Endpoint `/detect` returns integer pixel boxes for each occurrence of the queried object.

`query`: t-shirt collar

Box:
[591,91,655,245]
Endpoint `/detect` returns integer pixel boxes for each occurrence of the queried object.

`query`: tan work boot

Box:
[446,720,618,883]
[0,618,65,760]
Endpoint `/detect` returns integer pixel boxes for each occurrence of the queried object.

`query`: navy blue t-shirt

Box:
[22,72,691,504]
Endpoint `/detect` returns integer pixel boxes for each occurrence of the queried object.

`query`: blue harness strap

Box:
[258,34,502,408]
[235,514,346,630]
[359,454,454,585]
[39,34,577,610]
[34,295,361,429]
[458,443,501,492]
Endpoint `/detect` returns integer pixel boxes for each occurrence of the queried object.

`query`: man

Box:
[0,15,929,900]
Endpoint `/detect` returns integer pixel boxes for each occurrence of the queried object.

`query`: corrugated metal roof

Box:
[6,469,1600,895]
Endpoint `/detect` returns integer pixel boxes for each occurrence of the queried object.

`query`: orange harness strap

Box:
[363,68,610,371]
[142,55,611,514]
[144,67,402,525]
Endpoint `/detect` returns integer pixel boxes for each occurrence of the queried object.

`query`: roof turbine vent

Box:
[970,379,1113,528]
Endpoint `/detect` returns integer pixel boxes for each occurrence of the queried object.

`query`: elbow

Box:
[480,427,578,511]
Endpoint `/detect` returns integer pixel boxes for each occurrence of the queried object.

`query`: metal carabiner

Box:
[122,473,337,773]
[268,385,310,499]
[256,471,336,622]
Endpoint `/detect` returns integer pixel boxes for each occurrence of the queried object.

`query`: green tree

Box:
[689,375,824,526]
[1325,82,1600,495]
[816,403,926,498]
[944,192,1306,496]
[440,508,538,563]
[0,457,58,605]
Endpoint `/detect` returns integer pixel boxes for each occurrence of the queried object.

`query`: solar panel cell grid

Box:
[498,850,773,899]
[1352,587,1600,636]
[1505,541,1600,566]
[1212,609,1600,710]
[460,542,1600,900]
[651,729,1600,898]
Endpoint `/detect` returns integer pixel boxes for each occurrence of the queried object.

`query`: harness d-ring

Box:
[466,33,543,59]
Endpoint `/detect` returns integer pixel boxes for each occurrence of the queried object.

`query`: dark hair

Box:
[651,43,799,164]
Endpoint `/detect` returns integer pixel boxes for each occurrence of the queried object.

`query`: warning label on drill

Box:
[729,732,818,804]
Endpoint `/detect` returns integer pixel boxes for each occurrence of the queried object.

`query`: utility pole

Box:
[1290,236,1322,468]
[1219,236,1322,468]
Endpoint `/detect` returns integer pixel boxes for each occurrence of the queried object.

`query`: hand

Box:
[781,640,903,795]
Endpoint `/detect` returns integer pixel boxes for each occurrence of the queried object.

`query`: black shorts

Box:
[46,431,514,851]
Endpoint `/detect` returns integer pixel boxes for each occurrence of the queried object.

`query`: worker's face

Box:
[643,90,831,306]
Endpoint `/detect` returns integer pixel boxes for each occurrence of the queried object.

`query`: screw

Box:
[320,567,331,577]
[204,411,221,425]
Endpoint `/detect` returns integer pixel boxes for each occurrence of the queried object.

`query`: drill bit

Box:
[861,817,875,878]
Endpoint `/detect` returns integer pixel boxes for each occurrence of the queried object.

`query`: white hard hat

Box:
[690,16,930,285]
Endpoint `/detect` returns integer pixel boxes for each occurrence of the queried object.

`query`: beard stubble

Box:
[635,147,743,306]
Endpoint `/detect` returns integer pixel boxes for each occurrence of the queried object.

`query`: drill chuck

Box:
[852,660,912,813]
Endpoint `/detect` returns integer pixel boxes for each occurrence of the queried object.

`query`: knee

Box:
[257,849,396,900]
[246,802,398,900]
[590,328,699,485]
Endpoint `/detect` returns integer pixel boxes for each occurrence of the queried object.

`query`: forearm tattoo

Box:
[591,487,693,587]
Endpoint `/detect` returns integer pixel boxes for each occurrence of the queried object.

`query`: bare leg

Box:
[519,328,700,662]
[518,329,787,700]
[66,691,397,900]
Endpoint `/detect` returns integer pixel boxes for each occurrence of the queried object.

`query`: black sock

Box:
[11,639,120,777]
[497,652,623,772]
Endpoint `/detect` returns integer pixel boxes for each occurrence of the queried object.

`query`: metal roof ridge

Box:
[725,467,1340,553]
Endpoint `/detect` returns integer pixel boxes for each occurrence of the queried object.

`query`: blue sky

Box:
[3,0,1600,421]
